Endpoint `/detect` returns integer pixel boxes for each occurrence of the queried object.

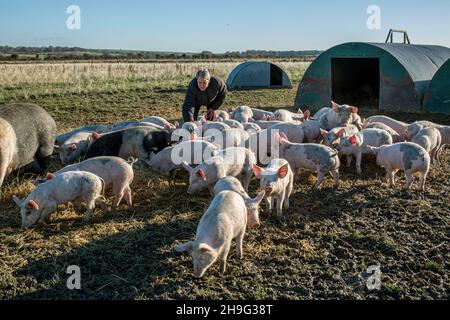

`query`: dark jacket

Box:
[182,75,227,122]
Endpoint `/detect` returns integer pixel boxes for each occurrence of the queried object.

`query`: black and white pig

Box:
[84,126,172,161]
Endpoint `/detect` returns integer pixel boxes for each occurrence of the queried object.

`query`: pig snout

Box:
[265,186,274,194]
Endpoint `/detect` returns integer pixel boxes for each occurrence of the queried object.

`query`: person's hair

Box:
[196,68,211,81]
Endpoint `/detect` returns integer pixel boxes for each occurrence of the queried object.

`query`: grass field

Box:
[0,60,449,300]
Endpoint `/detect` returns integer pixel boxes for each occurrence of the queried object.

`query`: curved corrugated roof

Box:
[226,61,292,89]
[368,43,450,82]
[423,59,450,113]
[226,61,256,87]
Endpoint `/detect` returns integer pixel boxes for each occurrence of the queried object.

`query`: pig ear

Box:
[182,161,193,173]
[320,129,329,137]
[337,128,346,138]
[253,164,264,178]
[46,172,55,180]
[246,190,266,206]
[199,243,213,253]
[27,200,39,210]
[367,145,380,154]
[350,106,359,114]
[278,164,289,179]
[303,110,311,120]
[331,101,339,111]
[275,134,286,145]
[196,169,207,181]
[70,144,77,151]
[13,196,23,206]
[349,135,357,145]
[174,241,193,253]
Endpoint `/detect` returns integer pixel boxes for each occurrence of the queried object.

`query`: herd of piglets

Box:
[0,101,448,278]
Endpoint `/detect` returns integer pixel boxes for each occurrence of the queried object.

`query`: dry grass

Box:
[0,61,449,300]
[0,60,310,99]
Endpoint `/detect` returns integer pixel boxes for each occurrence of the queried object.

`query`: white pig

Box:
[363,115,409,139]
[55,125,110,145]
[243,122,262,134]
[367,143,430,191]
[231,106,253,123]
[213,177,266,227]
[174,191,248,278]
[13,171,105,228]
[223,119,244,130]
[412,127,442,163]
[255,120,283,130]
[320,125,359,148]
[276,134,340,190]
[143,116,179,129]
[338,128,393,175]
[318,102,359,131]
[215,110,230,121]
[251,108,274,121]
[58,131,100,164]
[182,147,256,194]
[253,159,294,217]
[53,156,135,209]
[299,114,322,143]
[270,109,303,123]
[204,128,249,149]
[406,121,450,148]
[148,140,219,176]
[365,122,404,143]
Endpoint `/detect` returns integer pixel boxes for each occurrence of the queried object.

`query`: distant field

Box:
[0,60,449,300]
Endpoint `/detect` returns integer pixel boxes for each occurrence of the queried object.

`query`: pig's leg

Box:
[235,229,245,260]
[242,168,252,192]
[346,156,352,168]
[35,142,54,174]
[383,165,394,186]
[330,169,340,188]
[356,151,362,175]
[266,196,274,212]
[219,242,232,275]
[0,160,8,191]
[276,191,285,217]
[73,198,83,212]
[38,202,56,224]
[83,195,98,222]
[113,183,125,209]
[284,180,293,209]
[418,172,427,191]
[124,185,132,207]
[313,172,325,190]
[431,147,439,164]
[403,172,414,190]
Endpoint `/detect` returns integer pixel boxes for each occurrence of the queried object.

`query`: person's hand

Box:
[206,109,215,121]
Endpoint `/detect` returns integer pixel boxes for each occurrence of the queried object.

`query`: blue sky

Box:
[0,0,449,52]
